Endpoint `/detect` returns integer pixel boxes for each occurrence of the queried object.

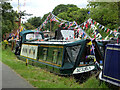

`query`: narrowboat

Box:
[99,34,120,87]
[16,29,104,75]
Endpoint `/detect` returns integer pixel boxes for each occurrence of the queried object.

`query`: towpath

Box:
[0,61,34,89]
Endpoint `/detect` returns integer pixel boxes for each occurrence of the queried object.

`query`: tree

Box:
[41,12,50,22]
[27,17,42,28]
[88,2,119,29]
[2,2,18,34]
[39,4,89,32]
[24,22,35,30]
[52,4,78,16]
[57,7,89,25]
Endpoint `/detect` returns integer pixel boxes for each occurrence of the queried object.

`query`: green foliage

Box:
[88,2,119,29]
[58,8,89,24]
[81,76,108,88]
[23,22,35,30]
[51,22,60,32]
[52,4,89,24]
[2,2,12,10]
[84,2,119,39]
[41,4,89,32]
[2,20,12,33]
[51,5,89,31]
[1,1,31,35]
[27,17,42,28]
[2,2,18,34]
[52,4,78,16]
[41,13,50,22]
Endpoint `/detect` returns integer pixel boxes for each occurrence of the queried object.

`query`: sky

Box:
[9,0,89,22]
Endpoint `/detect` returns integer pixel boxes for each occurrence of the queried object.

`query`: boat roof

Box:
[20,30,43,36]
[24,39,87,46]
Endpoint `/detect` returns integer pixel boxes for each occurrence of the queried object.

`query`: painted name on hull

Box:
[73,66,95,74]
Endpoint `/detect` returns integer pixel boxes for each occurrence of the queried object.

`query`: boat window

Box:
[52,49,58,64]
[48,48,62,65]
[61,30,74,40]
[39,46,63,66]
[43,48,47,61]
[57,49,62,65]
[26,33,42,40]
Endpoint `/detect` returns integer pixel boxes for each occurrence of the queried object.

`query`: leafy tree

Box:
[57,7,89,24]
[52,4,78,16]
[88,2,119,29]
[57,12,68,21]
[40,4,89,32]
[41,12,51,23]
[2,2,18,35]
[27,17,42,28]
[24,22,35,30]
[72,8,89,24]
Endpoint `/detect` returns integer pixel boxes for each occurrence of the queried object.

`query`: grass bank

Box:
[0,44,108,88]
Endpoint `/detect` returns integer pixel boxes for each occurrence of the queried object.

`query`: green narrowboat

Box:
[16,30,104,75]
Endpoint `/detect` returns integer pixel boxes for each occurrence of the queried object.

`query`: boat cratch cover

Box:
[99,44,120,86]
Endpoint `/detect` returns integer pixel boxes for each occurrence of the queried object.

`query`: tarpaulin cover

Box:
[61,39,104,70]
[102,44,120,85]
[61,40,86,69]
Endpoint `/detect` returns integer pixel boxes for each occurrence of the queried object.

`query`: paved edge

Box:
[2,62,35,88]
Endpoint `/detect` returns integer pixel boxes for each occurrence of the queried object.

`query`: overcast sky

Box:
[9,0,89,22]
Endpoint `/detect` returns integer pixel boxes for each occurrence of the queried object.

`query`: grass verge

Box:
[0,44,109,88]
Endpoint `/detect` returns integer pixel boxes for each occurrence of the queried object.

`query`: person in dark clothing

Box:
[15,41,19,55]
[53,29,58,39]
[15,36,22,55]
